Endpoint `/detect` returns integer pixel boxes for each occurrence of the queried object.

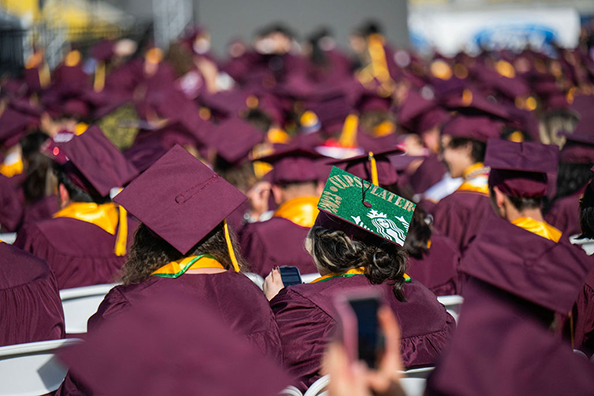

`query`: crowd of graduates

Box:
[1,19,594,395]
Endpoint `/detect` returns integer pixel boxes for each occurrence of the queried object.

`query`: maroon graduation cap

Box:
[210,117,265,165]
[485,139,558,198]
[57,125,139,197]
[442,115,503,142]
[328,147,405,186]
[256,147,325,185]
[113,145,246,255]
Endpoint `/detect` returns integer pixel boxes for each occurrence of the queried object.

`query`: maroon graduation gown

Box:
[425,279,594,396]
[0,243,64,347]
[408,154,447,195]
[270,275,456,390]
[406,234,461,296]
[14,216,137,290]
[20,195,59,229]
[570,267,594,357]
[0,173,25,232]
[433,190,493,254]
[88,271,282,360]
[545,188,584,237]
[239,217,318,277]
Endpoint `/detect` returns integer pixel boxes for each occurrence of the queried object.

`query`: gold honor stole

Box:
[274,196,320,228]
[511,217,562,242]
[151,255,224,278]
[53,202,128,256]
[0,157,23,178]
[456,163,490,196]
[312,267,411,284]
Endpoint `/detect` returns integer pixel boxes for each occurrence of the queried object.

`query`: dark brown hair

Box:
[306,226,408,301]
[120,221,247,285]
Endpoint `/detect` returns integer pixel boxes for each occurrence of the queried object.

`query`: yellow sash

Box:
[457,163,490,196]
[151,255,224,278]
[312,267,411,284]
[53,202,128,256]
[0,157,23,177]
[511,217,562,242]
[274,196,320,228]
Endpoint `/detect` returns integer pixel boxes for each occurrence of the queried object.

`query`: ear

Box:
[271,185,283,205]
[58,183,70,209]
[493,186,506,209]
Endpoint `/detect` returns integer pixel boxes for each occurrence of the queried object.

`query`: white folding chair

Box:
[301,273,321,284]
[60,284,118,333]
[0,338,82,396]
[304,375,330,396]
[400,377,427,396]
[574,349,588,359]
[401,366,435,379]
[0,233,17,244]
[279,385,303,396]
[436,295,464,323]
[244,272,265,290]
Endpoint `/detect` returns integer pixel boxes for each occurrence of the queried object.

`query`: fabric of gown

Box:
[425,279,594,396]
[0,242,64,347]
[433,189,493,254]
[239,217,318,277]
[569,267,594,357]
[545,188,584,238]
[58,270,283,396]
[20,195,59,229]
[0,173,25,232]
[408,154,448,195]
[270,275,456,390]
[14,216,138,290]
[406,234,461,296]
[458,212,592,313]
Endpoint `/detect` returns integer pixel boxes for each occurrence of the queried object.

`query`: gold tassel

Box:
[368,152,379,186]
[569,310,575,349]
[39,63,51,89]
[338,114,359,148]
[223,219,240,272]
[114,204,128,256]
[94,61,106,92]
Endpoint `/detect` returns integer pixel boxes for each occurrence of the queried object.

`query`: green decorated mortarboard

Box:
[315,167,416,246]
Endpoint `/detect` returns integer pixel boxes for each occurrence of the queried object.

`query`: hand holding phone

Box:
[279,266,303,287]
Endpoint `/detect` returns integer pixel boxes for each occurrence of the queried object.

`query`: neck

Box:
[506,207,544,223]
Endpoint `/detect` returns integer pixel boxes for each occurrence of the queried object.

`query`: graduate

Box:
[425,141,594,396]
[58,145,283,394]
[87,145,281,356]
[14,126,139,289]
[432,115,501,253]
[565,175,594,357]
[0,241,64,347]
[239,148,323,277]
[329,148,461,296]
[545,122,594,237]
[264,167,455,391]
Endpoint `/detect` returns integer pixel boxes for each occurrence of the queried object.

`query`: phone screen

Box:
[349,297,380,369]
[279,266,303,286]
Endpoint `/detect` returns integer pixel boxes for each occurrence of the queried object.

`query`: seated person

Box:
[0,241,64,347]
[264,167,455,390]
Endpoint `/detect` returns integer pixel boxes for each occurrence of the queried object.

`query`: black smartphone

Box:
[279,266,303,286]
[336,290,383,369]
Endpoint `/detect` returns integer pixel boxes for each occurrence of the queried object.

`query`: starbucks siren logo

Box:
[351,209,409,245]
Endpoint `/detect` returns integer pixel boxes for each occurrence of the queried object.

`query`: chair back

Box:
[60,284,117,333]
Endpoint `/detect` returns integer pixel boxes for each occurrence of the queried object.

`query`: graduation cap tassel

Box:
[368,151,379,186]
[223,219,241,272]
[114,204,128,257]
[338,114,359,148]
[94,61,106,92]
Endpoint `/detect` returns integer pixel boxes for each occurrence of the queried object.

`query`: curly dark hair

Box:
[120,221,247,286]
[403,206,432,260]
[306,226,408,302]
[579,184,594,240]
